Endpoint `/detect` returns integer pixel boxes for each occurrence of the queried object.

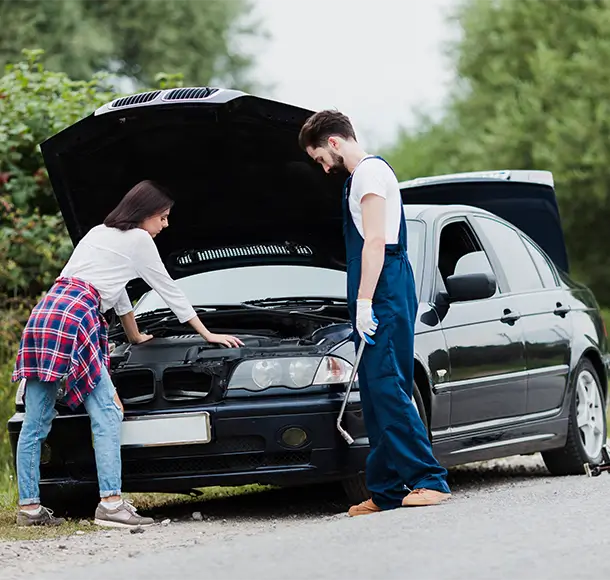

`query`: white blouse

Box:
[59,224,197,323]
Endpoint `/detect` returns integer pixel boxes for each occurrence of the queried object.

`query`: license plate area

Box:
[120,412,211,448]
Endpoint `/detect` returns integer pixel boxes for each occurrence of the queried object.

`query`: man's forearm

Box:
[357,237,385,300]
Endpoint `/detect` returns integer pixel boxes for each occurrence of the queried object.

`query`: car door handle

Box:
[554,303,571,317]
[501,309,521,324]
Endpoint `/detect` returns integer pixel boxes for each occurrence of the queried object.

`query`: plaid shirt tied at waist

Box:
[12,277,110,410]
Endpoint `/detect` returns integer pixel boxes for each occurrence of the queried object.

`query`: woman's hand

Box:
[130,332,154,345]
[203,332,245,348]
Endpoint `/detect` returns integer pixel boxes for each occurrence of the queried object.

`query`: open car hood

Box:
[40,87,348,298]
[399,170,569,273]
[41,88,569,306]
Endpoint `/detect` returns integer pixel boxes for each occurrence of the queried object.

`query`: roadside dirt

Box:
[1,456,550,580]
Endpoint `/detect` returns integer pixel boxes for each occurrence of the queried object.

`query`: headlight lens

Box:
[228,356,353,391]
[251,360,283,389]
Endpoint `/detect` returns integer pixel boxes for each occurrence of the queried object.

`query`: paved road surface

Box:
[3,456,609,580]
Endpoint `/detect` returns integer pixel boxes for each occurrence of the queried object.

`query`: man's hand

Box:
[356,299,378,344]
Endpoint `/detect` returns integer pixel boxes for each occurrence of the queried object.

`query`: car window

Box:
[473,216,544,293]
[436,219,498,296]
[522,237,558,288]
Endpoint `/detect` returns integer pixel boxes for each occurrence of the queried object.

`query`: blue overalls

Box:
[343,156,450,510]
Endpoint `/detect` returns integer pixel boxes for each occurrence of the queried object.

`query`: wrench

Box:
[336,339,366,445]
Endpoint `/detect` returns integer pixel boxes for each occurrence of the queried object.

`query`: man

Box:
[298,110,451,516]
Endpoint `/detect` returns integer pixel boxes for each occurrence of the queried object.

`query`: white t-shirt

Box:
[349,156,402,244]
[60,224,197,323]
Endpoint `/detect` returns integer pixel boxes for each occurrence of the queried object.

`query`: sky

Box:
[248,0,460,150]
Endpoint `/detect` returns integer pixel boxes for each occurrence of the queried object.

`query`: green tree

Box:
[0,51,127,480]
[0,0,261,89]
[0,50,116,301]
[387,0,610,306]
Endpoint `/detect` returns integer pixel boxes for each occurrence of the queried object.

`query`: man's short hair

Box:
[298,109,357,150]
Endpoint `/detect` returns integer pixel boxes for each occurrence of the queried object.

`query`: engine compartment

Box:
[102,308,353,410]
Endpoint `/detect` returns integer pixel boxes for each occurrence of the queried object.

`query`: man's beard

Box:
[329,151,347,174]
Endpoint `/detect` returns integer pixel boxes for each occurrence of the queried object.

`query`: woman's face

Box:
[140,207,170,238]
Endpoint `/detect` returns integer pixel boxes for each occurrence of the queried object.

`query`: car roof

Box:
[403,203,495,222]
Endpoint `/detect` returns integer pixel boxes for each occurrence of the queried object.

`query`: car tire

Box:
[341,381,429,505]
[40,487,100,518]
[542,359,607,476]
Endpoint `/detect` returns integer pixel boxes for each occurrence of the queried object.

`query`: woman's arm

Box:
[119,311,153,345]
[133,232,243,347]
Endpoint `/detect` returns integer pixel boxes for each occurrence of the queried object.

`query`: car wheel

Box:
[341,381,429,505]
[542,359,607,475]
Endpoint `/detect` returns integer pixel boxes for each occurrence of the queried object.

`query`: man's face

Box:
[306,140,346,174]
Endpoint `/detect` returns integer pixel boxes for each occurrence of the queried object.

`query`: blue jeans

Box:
[17,366,123,506]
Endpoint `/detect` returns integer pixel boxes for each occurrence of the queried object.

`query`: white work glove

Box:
[356,299,378,344]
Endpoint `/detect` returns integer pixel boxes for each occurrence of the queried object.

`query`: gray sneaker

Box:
[16,506,66,527]
[94,500,154,528]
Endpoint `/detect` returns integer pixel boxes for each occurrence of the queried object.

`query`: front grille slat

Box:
[165,87,219,100]
[112,370,155,404]
[162,368,213,401]
[70,449,310,481]
[110,90,161,108]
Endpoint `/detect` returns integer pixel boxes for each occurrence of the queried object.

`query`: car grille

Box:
[162,368,214,401]
[110,90,161,108]
[122,451,312,477]
[69,447,311,480]
[112,370,155,404]
[164,87,218,100]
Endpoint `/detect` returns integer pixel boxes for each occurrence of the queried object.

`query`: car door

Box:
[433,217,528,428]
[472,215,572,415]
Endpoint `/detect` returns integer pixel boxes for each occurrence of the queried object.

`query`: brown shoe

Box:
[402,488,452,507]
[347,498,382,517]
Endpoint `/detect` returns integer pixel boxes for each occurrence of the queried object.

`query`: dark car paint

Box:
[8,202,609,496]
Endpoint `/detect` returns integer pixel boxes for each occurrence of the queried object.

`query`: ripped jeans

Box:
[16,366,123,505]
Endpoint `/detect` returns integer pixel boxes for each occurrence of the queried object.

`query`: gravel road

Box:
[2,454,609,580]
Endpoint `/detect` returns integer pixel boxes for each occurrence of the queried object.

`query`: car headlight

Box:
[228,356,353,391]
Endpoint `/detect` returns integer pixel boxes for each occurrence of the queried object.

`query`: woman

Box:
[12,180,243,528]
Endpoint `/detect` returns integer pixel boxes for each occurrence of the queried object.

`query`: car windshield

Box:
[134,219,424,313]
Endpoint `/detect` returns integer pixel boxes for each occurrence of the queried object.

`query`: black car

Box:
[8,88,609,514]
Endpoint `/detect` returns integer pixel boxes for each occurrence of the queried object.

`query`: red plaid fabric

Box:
[12,277,109,410]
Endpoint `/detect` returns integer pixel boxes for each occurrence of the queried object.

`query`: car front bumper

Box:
[7,393,369,494]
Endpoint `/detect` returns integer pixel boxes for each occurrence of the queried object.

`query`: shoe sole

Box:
[94,518,154,529]
[402,495,452,508]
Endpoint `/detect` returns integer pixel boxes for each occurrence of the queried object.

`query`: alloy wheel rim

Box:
[575,370,605,458]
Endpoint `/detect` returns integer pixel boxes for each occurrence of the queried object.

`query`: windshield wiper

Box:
[242,296,348,308]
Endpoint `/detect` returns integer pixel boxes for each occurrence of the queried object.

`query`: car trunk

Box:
[400,176,569,273]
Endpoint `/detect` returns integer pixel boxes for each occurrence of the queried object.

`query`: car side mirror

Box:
[445,273,496,303]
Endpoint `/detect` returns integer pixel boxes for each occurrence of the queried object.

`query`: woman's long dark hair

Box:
[104,180,174,231]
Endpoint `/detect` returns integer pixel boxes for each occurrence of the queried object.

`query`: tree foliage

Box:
[386,0,610,305]
[0,50,116,301]
[0,0,260,89]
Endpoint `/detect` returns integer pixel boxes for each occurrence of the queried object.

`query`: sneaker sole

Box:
[94,518,154,529]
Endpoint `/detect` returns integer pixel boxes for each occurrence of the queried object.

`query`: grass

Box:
[0,483,270,541]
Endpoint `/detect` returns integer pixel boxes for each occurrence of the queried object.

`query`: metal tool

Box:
[584,443,610,477]
[336,339,366,445]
